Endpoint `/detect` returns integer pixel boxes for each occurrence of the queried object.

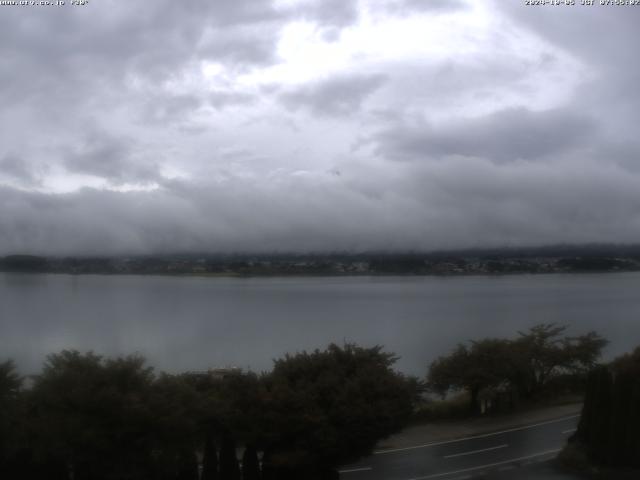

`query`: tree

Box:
[513,324,607,397]
[0,255,48,272]
[219,435,241,480]
[0,358,68,480]
[150,373,202,464]
[3,344,417,479]
[0,360,23,477]
[29,351,158,480]
[201,434,219,480]
[574,347,640,468]
[175,449,199,480]
[0,360,21,399]
[428,339,515,414]
[241,444,260,480]
[427,324,608,413]
[260,343,415,474]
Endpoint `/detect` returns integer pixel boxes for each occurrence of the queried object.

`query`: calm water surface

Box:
[1,272,639,375]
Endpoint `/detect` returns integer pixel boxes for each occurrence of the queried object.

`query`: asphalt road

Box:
[339,415,580,480]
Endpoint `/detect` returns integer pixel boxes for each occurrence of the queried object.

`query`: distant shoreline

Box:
[13,270,634,277]
[3,247,640,277]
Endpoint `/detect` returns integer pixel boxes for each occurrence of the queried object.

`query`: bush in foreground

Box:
[0,343,417,479]
[572,347,640,469]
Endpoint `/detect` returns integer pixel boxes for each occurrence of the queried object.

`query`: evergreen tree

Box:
[259,450,275,480]
[176,449,199,480]
[586,366,613,464]
[0,360,23,476]
[201,434,219,480]
[575,347,640,469]
[219,435,240,480]
[241,445,260,480]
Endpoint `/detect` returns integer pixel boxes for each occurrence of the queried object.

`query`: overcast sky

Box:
[1,0,639,255]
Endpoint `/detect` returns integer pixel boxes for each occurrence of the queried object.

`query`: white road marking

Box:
[562,428,577,434]
[405,449,561,480]
[338,466,373,474]
[374,414,579,455]
[443,444,508,459]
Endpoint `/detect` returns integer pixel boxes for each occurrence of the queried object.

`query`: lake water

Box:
[1,272,639,376]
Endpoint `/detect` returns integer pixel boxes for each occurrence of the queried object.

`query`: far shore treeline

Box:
[2,244,640,276]
[0,325,623,479]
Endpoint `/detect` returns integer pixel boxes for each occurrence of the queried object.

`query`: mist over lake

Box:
[1,272,638,376]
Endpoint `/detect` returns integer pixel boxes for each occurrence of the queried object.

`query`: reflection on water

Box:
[1,272,638,375]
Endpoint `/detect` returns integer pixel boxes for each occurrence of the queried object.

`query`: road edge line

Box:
[408,448,561,480]
[374,414,579,455]
[443,443,508,459]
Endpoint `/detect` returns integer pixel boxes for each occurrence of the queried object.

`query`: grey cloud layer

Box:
[280,73,388,116]
[0,154,42,186]
[1,1,639,254]
[2,154,640,255]
[373,108,596,163]
[388,0,468,14]
[61,131,161,185]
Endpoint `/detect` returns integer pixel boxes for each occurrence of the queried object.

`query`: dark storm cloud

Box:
[0,154,42,186]
[3,153,640,255]
[594,141,640,174]
[62,132,159,185]
[198,29,281,67]
[280,73,388,116]
[209,91,257,110]
[387,0,468,15]
[0,1,303,187]
[0,1,285,60]
[296,0,360,28]
[499,2,640,124]
[499,2,639,66]
[0,1,289,115]
[139,94,203,125]
[0,0,363,91]
[1,1,640,255]
[373,107,596,163]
